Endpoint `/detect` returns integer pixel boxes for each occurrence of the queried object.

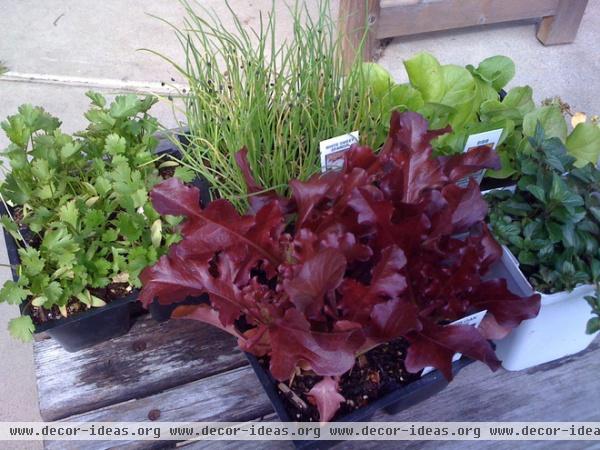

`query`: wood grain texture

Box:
[537,0,589,44]
[338,0,381,69]
[34,314,247,421]
[45,366,274,450]
[376,0,560,39]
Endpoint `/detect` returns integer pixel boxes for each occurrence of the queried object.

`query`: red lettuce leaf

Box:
[150,177,202,218]
[307,377,345,424]
[468,279,541,328]
[405,320,501,380]
[283,248,347,319]
[439,145,501,182]
[269,309,364,380]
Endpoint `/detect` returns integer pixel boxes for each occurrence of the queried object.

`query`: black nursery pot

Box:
[0,207,138,352]
[479,176,517,191]
[148,295,209,323]
[148,134,212,323]
[246,353,473,450]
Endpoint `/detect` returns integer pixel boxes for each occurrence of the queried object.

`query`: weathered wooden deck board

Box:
[45,366,273,450]
[34,314,247,421]
[43,337,600,450]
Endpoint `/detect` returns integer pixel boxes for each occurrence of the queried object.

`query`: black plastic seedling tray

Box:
[246,353,473,450]
[0,201,138,352]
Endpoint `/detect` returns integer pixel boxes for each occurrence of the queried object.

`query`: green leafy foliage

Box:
[8,316,35,342]
[566,122,600,168]
[486,126,600,309]
[585,285,600,334]
[365,54,596,180]
[0,92,185,341]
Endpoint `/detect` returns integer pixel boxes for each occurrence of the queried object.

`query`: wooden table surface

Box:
[34,313,600,450]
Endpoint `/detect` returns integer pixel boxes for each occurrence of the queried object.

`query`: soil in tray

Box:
[258,338,422,422]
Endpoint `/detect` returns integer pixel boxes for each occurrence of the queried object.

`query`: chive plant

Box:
[146,0,386,210]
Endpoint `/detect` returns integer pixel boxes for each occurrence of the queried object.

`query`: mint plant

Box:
[0,92,185,341]
[486,124,600,333]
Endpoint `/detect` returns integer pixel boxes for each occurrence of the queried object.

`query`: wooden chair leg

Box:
[537,0,589,45]
[338,0,381,70]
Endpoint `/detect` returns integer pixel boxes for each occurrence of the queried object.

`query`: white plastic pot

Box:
[493,247,599,371]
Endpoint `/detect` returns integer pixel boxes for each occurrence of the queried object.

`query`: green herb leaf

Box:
[173,166,196,183]
[8,316,35,342]
[58,200,79,229]
[523,106,568,142]
[104,133,127,155]
[586,317,600,334]
[0,280,29,305]
[566,123,600,168]
[19,248,45,277]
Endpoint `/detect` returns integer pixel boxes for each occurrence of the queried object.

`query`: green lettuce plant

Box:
[0,92,186,341]
[485,125,600,333]
[364,53,600,179]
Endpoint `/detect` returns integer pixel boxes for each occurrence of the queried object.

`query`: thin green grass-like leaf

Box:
[152,0,382,210]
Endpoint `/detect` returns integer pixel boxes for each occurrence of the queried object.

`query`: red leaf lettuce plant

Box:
[140,111,540,422]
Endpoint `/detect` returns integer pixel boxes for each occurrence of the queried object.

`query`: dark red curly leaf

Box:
[269,309,364,380]
[370,298,421,340]
[172,304,243,339]
[178,199,282,268]
[283,248,347,319]
[443,180,489,233]
[319,225,373,263]
[150,177,202,218]
[405,320,500,380]
[290,172,340,229]
[246,200,287,264]
[439,145,501,182]
[478,314,512,340]
[468,279,541,329]
[468,225,503,274]
[140,251,245,325]
[340,246,408,324]
[343,145,379,172]
[178,199,254,253]
[370,246,407,296]
[379,111,450,202]
[346,185,397,248]
[139,253,208,308]
[307,377,345,424]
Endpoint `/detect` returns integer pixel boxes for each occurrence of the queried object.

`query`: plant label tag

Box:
[319,131,359,172]
[421,310,488,375]
[457,128,503,187]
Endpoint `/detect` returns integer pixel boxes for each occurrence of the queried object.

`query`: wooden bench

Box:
[34,312,600,449]
[339,0,590,66]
